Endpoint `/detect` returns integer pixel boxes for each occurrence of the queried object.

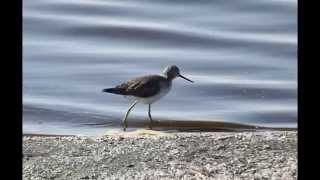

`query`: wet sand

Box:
[79,119,296,132]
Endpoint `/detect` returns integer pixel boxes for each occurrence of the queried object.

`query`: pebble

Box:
[23,131,297,180]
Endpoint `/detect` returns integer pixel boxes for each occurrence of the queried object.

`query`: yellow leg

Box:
[123,100,138,131]
[148,104,153,130]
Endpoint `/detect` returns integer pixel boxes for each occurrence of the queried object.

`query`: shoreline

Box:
[23,130,297,179]
[23,120,297,137]
[23,127,297,137]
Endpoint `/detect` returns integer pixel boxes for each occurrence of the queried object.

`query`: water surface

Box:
[23,0,297,135]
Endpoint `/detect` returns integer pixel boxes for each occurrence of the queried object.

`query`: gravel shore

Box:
[23,130,297,180]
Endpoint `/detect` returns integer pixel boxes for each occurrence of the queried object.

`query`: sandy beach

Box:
[23,130,297,180]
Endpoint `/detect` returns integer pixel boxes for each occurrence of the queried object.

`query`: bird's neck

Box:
[163,74,175,81]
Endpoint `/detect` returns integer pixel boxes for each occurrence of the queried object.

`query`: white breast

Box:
[138,82,171,104]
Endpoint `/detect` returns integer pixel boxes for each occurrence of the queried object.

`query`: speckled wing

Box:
[115,75,164,98]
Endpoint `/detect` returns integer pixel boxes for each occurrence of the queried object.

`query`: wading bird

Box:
[102,65,193,131]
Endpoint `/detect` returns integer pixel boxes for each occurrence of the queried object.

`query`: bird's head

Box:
[163,65,193,83]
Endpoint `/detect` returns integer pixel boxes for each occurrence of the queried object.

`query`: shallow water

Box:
[23,0,297,135]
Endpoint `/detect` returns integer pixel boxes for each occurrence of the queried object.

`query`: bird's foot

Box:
[123,123,127,132]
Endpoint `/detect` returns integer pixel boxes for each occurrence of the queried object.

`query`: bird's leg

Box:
[123,100,138,131]
[148,104,153,130]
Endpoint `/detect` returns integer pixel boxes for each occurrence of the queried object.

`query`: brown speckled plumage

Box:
[104,75,168,98]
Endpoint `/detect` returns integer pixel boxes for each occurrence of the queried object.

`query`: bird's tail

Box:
[102,88,127,95]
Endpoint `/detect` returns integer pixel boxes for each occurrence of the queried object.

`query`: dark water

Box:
[23,0,297,135]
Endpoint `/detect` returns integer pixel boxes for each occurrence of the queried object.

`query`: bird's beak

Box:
[179,74,194,83]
